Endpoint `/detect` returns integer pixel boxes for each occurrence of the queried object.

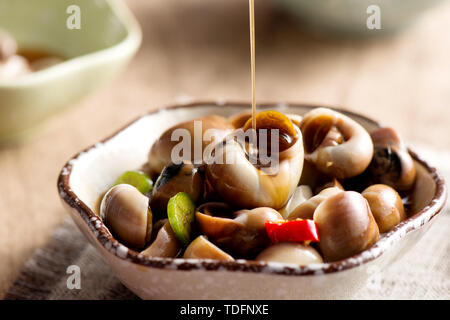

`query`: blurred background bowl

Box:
[0,0,141,144]
[271,0,444,36]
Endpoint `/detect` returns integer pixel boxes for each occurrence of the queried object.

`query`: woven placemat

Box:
[4,217,138,300]
[4,144,450,300]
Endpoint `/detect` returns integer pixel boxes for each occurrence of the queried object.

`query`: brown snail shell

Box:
[362,184,406,233]
[195,203,283,258]
[183,236,234,261]
[147,115,233,177]
[256,243,323,265]
[140,221,181,258]
[279,185,313,219]
[100,184,152,249]
[300,108,374,179]
[228,110,253,129]
[314,191,379,262]
[228,110,303,129]
[368,127,416,191]
[299,160,340,193]
[287,186,343,220]
[206,111,304,209]
[315,178,343,194]
[150,162,204,218]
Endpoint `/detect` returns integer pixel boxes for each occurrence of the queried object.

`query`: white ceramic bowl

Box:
[58,102,447,299]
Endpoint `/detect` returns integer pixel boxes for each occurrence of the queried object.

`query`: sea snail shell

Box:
[228,110,303,129]
[195,203,283,258]
[279,185,313,219]
[100,184,152,249]
[362,184,406,233]
[147,115,233,177]
[150,162,204,218]
[140,221,181,258]
[300,108,374,179]
[205,111,304,209]
[287,186,344,221]
[368,127,416,191]
[183,236,234,261]
[314,191,379,262]
[256,243,323,265]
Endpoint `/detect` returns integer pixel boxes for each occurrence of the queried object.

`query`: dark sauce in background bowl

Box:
[17,48,65,72]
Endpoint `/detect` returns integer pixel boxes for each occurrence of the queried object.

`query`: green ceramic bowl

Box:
[0,0,142,144]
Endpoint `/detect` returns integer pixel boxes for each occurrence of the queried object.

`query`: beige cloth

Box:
[4,145,449,300]
[4,218,138,300]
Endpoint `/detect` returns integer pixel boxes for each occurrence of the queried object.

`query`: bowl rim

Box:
[57,101,448,276]
[0,0,142,88]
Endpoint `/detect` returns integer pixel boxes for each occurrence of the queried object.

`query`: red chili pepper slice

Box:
[265,219,319,243]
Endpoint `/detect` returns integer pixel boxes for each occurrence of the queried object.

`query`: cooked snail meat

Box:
[279,185,313,219]
[287,186,343,220]
[229,110,303,129]
[367,127,416,191]
[314,191,379,262]
[147,115,233,176]
[183,236,234,261]
[196,203,283,258]
[300,108,374,179]
[205,111,304,209]
[362,184,406,233]
[256,243,323,265]
[150,162,204,218]
[140,221,181,258]
[100,184,152,249]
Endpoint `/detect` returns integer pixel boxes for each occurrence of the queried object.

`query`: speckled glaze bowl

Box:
[0,0,141,143]
[57,102,447,300]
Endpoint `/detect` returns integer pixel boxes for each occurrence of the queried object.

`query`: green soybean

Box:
[167,192,196,246]
[113,171,153,195]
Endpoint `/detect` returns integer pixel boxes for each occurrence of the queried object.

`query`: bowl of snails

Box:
[58,101,447,299]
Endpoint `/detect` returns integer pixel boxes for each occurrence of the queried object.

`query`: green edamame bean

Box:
[167,192,196,246]
[113,171,153,195]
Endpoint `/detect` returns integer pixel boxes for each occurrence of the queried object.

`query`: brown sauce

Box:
[248,0,259,159]
[249,0,256,132]
[16,48,64,63]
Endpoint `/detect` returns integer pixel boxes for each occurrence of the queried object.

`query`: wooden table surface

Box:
[1,0,449,297]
